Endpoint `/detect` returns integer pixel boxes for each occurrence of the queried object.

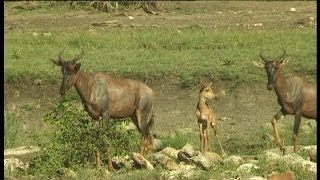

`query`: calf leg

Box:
[212,125,226,156]
[199,123,204,153]
[293,111,302,153]
[271,110,286,155]
[205,126,211,152]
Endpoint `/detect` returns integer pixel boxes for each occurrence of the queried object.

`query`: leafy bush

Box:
[29,100,140,176]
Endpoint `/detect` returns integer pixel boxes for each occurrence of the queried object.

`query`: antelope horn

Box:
[70,49,84,63]
[259,51,268,62]
[58,47,66,61]
[278,48,287,61]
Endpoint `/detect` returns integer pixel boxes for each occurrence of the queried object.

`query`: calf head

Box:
[253,48,289,90]
[200,82,216,100]
[50,49,84,96]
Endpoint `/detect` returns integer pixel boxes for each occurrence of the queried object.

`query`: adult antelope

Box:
[196,82,225,155]
[253,48,316,155]
[51,49,155,171]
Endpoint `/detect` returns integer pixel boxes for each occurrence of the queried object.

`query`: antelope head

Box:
[200,82,217,100]
[50,48,84,96]
[253,48,289,90]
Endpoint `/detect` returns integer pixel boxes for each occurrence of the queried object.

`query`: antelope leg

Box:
[271,110,286,155]
[293,111,302,153]
[102,111,115,172]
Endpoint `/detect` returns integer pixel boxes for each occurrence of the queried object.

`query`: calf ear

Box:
[75,63,81,73]
[252,61,265,68]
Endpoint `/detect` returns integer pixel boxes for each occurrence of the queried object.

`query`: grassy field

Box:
[4,1,317,179]
[5,27,316,87]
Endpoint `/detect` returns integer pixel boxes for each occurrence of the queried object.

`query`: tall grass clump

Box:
[5,111,25,149]
[28,100,140,177]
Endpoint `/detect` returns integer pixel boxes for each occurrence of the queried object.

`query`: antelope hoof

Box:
[221,152,227,158]
[108,165,116,172]
[281,147,286,155]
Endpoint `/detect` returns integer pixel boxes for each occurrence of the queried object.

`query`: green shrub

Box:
[29,100,140,176]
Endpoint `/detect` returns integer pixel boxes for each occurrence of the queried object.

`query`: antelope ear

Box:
[252,61,265,68]
[50,58,62,66]
[75,63,81,73]
[278,59,289,67]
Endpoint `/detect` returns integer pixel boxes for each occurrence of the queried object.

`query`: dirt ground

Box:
[4,1,316,148]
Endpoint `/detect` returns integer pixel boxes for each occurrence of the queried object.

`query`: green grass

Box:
[5,112,25,149]
[5,27,316,87]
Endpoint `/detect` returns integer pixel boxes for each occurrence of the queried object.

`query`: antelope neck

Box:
[74,71,95,104]
[198,95,209,109]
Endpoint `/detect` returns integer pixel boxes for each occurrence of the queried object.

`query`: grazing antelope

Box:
[51,49,155,171]
[196,82,225,155]
[253,48,316,155]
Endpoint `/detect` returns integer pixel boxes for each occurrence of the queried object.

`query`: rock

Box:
[239,176,266,180]
[180,143,196,157]
[190,152,212,170]
[263,151,282,162]
[112,155,133,170]
[152,152,179,171]
[223,155,245,166]
[153,138,162,151]
[267,171,295,180]
[161,162,198,179]
[62,168,77,178]
[5,146,41,159]
[160,147,179,160]
[290,8,296,12]
[128,16,134,20]
[236,163,259,174]
[309,147,316,162]
[253,23,263,27]
[132,152,154,170]
[4,158,29,174]
[203,151,224,165]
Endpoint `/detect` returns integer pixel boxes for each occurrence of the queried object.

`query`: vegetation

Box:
[5,1,316,179]
[27,100,140,177]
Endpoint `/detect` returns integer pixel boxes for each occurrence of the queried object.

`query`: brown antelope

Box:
[51,49,155,171]
[196,82,225,155]
[253,48,316,155]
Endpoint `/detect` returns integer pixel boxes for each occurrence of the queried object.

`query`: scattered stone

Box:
[5,146,41,159]
[33,32,39,37]
[62,168,77,178]
[132,152,154,170]
[309,147,316,162]
[43,32,51,37]
[160,147,179,160]
[203,151,224,165]
[152,152,179,170]
[290,8,296,12]
[239,176,266,180]
[267,171,295,180]
[4,158,29,174]
[223,155,245,166]
[128,16,134,20]
[161,162,198,179]
[253,23,263,27]
[153,138,162,151]
[236,163,259,174]
[190,152,212,170]
[180,143,197,157]
[112,155,133,170]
